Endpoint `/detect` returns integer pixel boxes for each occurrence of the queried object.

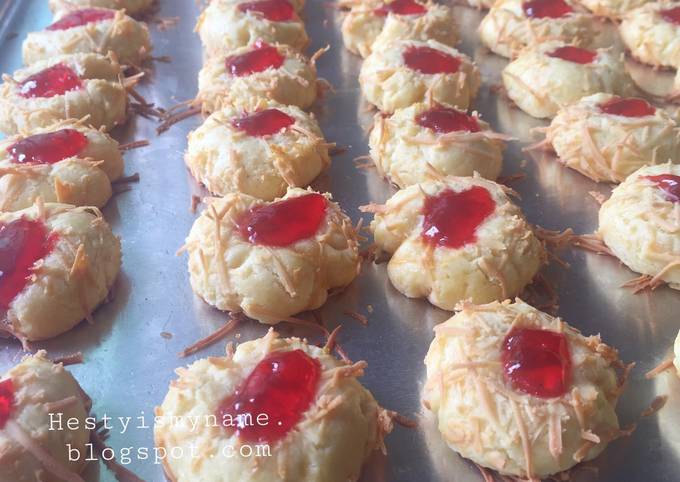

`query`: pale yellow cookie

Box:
[0,351,92,482]
[369,102,505,187]
[0,203,121,342]
[598,162,680,289]
[341,0,458,58]
[546,93,680,182]
[502,41,636,118]
[366,177,545,310]
[479,0,596,58]
[0,53,127,135]
[423,299,625,479]
[186,100,329,200]
[0,119,124,211]
[49,0,155,17]
[620,1,680,68]
[197,42,318,113]
[197,0,309,58]
[359,39,480,113]
[185,188,360,323]
[23,8,151,66]
[578,0,651,19]
[155,331,389,482]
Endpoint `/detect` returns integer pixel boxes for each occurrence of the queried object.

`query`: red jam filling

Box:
[644,174,680,203]
[403,46,460,75]
[18,64,83,99]
[216,350,321,443]
[0,379,14,429]
[661,6,680,25]
[9,129,89,165]
[421,186,495,249]
[416,107,480,134]
[237,193,327,247]
[502,328,571,398]
[46,8,115,31]
[522,0,573,18]
[599,97,656,118]
[226,41,284,77]
[232,109,295,137]
[0,218,58,309]
[238,0,295,22]
[548,46,597,64]
[375,0,427,16]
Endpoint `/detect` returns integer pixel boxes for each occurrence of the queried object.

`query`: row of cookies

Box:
[337,1,648,480]
[183,0,365,322]
[0,1,156,346]
[153,1,401,481]
[481,0,680,477]
[483,0,680,291]
[0,329,392,482]
[480,0,680,67]
[0,1,159,481]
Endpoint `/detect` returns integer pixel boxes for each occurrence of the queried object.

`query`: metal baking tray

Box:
[1,0,679,481]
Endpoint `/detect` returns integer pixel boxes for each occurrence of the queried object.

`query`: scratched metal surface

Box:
[0,0,679,481]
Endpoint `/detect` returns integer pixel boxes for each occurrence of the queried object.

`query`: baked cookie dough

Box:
[598,162,680,289]
[546,93,680,182]
[0,202,121,342]
[155,331,390,482]
[49,0,155,17]
[0,351,92,482]
[479,0,596,59]
[502,42,636,119]
[578,0,651,19]
[423,299,626,479]
[186,100,330,200]
[23,8,151,67]
[197,41,318,113]
[620,2,680,68]
[0,119,125,211]
[359,39,480,113]
[369,102,505,187]
[184,188,360,323]
[0,53,127,135]
[365,177,545,310]
[197,0,309,58]
[341,0,458,58]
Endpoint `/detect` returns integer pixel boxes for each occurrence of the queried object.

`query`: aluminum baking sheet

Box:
[1,1,679,481]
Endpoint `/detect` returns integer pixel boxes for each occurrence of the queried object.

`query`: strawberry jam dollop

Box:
[421,186,495,249]
[375,0,427,16]
[661,6,680,25]
[416,107,480,134]
[403,46,461,75]
[232,109,295,137]
[237,193,327,247]
[216,350,321,443]
[18,64,82,99]
[46,8,115,31]
[502,328,571,398]
[0,218,58,309]
[522,0,573,18]
[226,41,284,77]
[9,129,88,165]
[599,97,656,117]
[0,379,14,429]
[238,0,296,21]
[548,46,597,64]
[644,174,680,203]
